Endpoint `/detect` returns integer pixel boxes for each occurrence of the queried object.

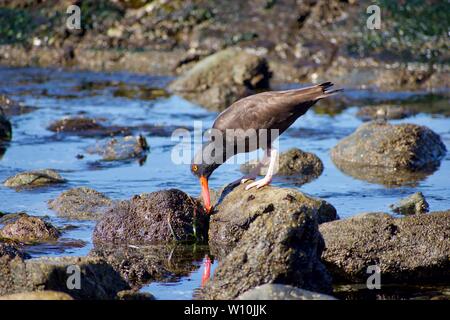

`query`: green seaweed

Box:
[348,0,450,64]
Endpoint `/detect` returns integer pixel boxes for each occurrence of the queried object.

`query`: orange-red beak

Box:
[200,175,211,213]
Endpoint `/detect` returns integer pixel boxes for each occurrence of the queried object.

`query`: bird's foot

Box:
[240,174,257,184]
[245,177,272,190]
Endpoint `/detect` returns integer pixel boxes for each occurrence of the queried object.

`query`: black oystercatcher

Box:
[191,82,342,212]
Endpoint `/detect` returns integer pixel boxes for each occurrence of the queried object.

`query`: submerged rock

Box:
[198,183,332,299]
[86,135,149,161]
[332,160,437,187]
[331,121,446,170]
[240,148,323,185]
[390,192,429,215]
[48,187,113,220]
[356,105,417,121]
[320,210,450,283]
[113,85,169,101]
[333,282,450,300]
[169,47,271,111]
[331,122,446,186]
[0,94,36,116]
[0,242,29,260]
[90,244,208,286]
[116,290,155,300]
[0,111,12,142]
[237,284,337,300]
[0,214,60,243]
[0,291,73,300]
[209,183,338,257]
[93,189,208,245]
[0,255,129,299]
[48,117,103,132]
[48,117,131,137]
[3,169,66,189]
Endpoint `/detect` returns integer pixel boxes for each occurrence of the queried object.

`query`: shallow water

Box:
[0,66,449,299]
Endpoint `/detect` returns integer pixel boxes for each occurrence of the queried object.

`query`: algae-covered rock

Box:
[0,242,29,260]
[356,105,417,121]
[209,183,338,257]
[48,117,131,137]
[198,182,332,299]
[237,284,337,300]
[3,169,66,189]
[116,290,155,300]
[93,189,208,245]
[48,187,113,220]
[0,111,12,142]
[331,121,446,170]
[169,47,271,111]
[390,192,430,215]
[90,243,208,286]
[0,94,36,116]
[320,210,450,283]
[0,255,129,299]
[240,148,323,185]
[86,135,149,161]
[0,214,60,243]
[0,291,73,300]
[331,121,446,186]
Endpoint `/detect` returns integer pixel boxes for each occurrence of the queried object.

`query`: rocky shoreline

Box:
[1,179,449,299]
[0,0,449,300]
[1,90,449,299]
[0,0,448,92]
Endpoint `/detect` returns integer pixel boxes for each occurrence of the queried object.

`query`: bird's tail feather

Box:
[316,82,343,100]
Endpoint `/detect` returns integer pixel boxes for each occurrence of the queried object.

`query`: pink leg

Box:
[245,148,278,190]
[240,151,270,183]
[201,255,212,287]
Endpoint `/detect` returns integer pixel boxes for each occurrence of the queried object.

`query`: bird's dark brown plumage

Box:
[191,81,342,212]
[211,82,341,153]
[214,82,338,132]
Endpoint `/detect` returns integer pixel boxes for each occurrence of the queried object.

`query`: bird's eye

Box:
[192,164,198,172]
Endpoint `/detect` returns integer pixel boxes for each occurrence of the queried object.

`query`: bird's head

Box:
[191,162,217,214]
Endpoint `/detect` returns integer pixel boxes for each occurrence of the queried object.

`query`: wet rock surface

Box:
[240,148,323,185]
[0,290,74,300]
[93,189,208,245]
[331,121,446,170]
[237,284,337,300]
[331,160,438,187]
[209,183,338,257]
[0,255,129,299]
[198,183,332,299]
[0,213,60,243]
[356,105,417,121]
[48,187,113,220]
[0,94,36,116]
[390,192,430,215]
[3,169,66,189]
[331,121,447,186]
[334,283,450,301]
[320,210,450,283]
[169,47,271,111]
[90,244,208,287]
[116,290,155,300]
[0,242,29,260]
[86,135,149,161]
[0,1,447,91]
[0,111,12,142]
[48,117,131,137]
